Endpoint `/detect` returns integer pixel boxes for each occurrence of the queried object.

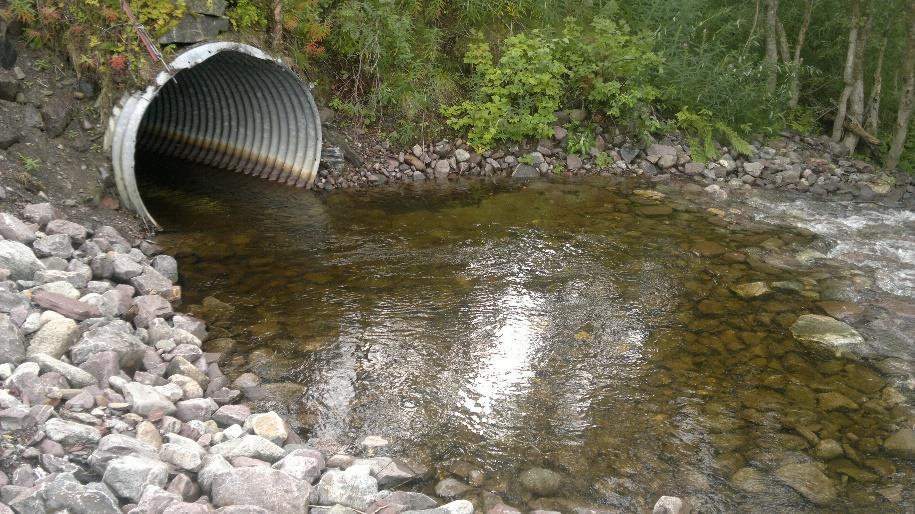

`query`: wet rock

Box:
[435,478,471,498]
[814,439,843,460]
[730,467,767,493]
[211,466,310,514]
[639,205,673,216]
[402,500,474,514]
[0,240,45,280]
[691,241,727,256]
[369,491,438,514]
[44,418,101,445]
[357,456,425,487]
[730,282,771,298]
[817,391,858,411]
[883,429,915,458]
[314,467,379,510]
[103,455,168,502]
[519,468,562,496]
[774,463,836,505]
[790,314,864,348]
[26,317,78,359]
[652,496,688,514]
[512,164,539,178]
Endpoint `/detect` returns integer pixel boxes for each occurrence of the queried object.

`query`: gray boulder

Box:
[314,467,378,510]
[28,353,96,387]
[123,382,177,417]
[44,418,102,446]
[32,234,73,259]
[102,455,168,502]
[0,213,36,243]
[70,321,146,367]
[210,434,286,463]
[45,220,88,245]
[211,467,311,514]
[0,240,45,280]
[89,434,158,474]
[790,314,864,348]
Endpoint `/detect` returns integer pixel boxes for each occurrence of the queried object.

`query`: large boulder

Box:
[27,318,78,359]
[790,314,864,348]
[210,434,285,463]
[69,321,146,367]
[0,213,37,243]
[0,240,45,280]
[122,382,177,417]
[89,434,158,474]
[313,467,379,510]
[211,466,311,514]
[44,418,102,446]
[102,455,169,502]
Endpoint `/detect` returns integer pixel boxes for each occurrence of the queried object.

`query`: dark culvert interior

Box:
[110,45,322,227]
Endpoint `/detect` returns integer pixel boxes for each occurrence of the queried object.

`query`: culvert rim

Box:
[105,42,322,229]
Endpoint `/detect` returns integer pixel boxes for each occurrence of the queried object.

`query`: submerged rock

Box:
[519,468,563,497]
[789,314,864,348]
[774,463,836,505]
[883,429,915,458]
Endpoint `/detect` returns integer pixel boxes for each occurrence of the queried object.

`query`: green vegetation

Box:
[17,153,41,172]
[6,0,915,170]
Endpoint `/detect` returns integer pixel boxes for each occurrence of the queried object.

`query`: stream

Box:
[138,162,915,513]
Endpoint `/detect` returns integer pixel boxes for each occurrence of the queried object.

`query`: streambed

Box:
[140,164,915,513]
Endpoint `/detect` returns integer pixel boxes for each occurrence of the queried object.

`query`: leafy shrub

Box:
[443,32,566,151]
[227,0,267,30]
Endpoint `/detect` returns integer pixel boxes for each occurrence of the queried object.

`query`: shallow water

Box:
[140,163,914,513]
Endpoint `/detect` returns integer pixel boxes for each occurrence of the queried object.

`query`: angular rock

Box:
[103,455,169,502]
[167,356,209,388]
[44,418,101,446]
[314,467,378,510]
[174,397,218,421]
[32,234,72,259]
[652,496,688,514]
[210,434,286,462]
[199,454,233,494]
[0,240,45,280]
[123,381,177,417]
[21,203,59,227]
[213,404,251,427]
[211,466,310,514]
[26,317,78,359]
[730,282,771,299]
[272,450,324,483]
[132,295,173,328]
[89,434,158,474]
[70,321,146,367]
[434,478,470,499]
[0,313,24,364]
[160,441,205,472]
[369,491,438,514]
[0,214,36,244]
[244,411,287,445]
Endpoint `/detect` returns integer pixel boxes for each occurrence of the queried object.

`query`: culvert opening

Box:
[106,43,322,229]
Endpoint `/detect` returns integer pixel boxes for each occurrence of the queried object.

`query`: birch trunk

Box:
[886,1,915,170]
[833,0,862,141]
[864,36,887,136]
[843,8,873,152]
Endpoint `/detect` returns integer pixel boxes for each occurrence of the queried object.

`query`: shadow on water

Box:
[136,157,914,513]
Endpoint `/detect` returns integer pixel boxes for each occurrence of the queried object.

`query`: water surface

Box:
[140,164,915,513]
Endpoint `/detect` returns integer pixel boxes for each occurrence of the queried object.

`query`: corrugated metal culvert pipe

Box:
[105,42,322,229]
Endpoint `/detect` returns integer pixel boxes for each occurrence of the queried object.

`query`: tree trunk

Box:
[864,36,887,136]
[789,0,814,109]
[765,0,780,95]
[843,8,873,152]
[886,1,915,170]
[833,0,862,141]
[271,0,283,50]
